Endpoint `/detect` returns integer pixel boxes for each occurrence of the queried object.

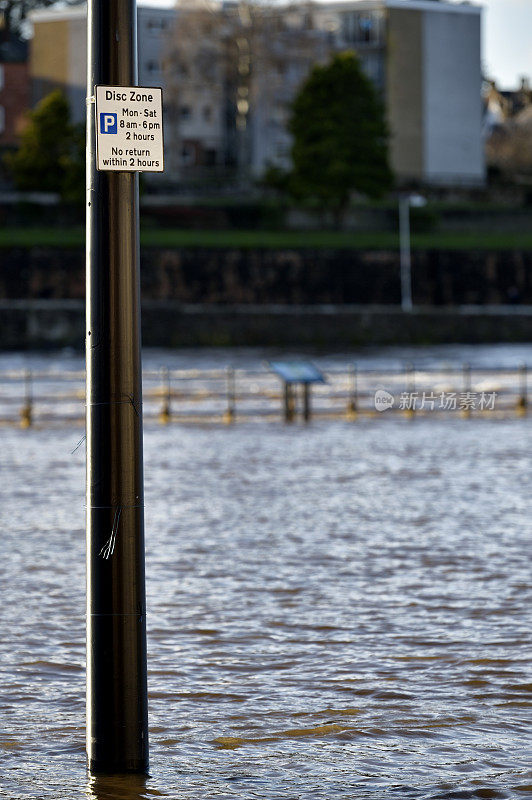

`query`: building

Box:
[484,77,532,184]
[28,0,484,189]
[0,35,29,149]
[484,77,532,137]
[167,0,484,188]
[29,4,174,124]
[162,2,336,181]
[375,0,483,187]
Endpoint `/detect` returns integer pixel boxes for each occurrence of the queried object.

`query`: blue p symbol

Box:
[100,113,117,134]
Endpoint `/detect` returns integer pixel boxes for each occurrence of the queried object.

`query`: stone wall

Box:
[2,300,532,350]
[2,246,532,305]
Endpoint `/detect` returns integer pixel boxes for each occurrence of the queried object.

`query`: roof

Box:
[386,0,481,13]
[28,0,482,20]
[29,5,87,22]
[322,0,481,15]
[513,106,532,129]
[30,3,176,23]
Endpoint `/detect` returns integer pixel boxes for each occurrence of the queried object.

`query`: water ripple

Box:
[1,383,531,799]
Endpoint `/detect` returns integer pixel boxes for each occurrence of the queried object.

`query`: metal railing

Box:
[0,363,528,428]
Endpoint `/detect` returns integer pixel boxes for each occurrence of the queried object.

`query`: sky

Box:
[139,0,532,88]
[481,0,532,86]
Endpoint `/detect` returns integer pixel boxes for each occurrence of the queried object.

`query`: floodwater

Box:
[1,346,531,800]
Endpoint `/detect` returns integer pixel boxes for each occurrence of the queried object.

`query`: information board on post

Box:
[95,85,164,172]
[269,361,325,384]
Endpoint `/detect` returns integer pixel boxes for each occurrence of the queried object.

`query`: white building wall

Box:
[67,15,86,124]
[422,8,484,185]
[137,8,175,180]
[137,8,174,89]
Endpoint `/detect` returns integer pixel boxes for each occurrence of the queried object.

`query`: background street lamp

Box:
[399,193,427,312]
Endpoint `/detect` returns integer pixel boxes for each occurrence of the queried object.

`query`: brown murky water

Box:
[1,347,531,799]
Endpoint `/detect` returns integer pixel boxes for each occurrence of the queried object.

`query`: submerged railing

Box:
[0,363,528,428]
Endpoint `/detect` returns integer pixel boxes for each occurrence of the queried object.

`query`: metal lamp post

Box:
[399,193,426,312]
[86,0,149,774]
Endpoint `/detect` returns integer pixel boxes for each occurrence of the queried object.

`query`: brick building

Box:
[0,36,29,148]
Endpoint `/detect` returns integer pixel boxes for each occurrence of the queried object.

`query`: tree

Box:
[4,89,84,200]
[0,1,83,38]
[163,0,328,181]
[287,51,393,220]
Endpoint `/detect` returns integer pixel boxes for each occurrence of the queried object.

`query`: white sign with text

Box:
[95,85,164,172]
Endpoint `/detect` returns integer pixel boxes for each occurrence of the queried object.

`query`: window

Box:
[270,106,285,127]
[275,140,289,159]
[146,60,160,74]
[341,11,383,46]
[147,18,168,31]
[181,143,195,166]
[179,106,192,121]
[360,15,374,42]
[203,106,212,122]
[163,102,176,120]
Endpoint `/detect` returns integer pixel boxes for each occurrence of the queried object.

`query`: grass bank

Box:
[2,226,532,250]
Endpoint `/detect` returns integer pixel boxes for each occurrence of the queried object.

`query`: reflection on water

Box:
[1,347,531,800]
[87,774,152,800]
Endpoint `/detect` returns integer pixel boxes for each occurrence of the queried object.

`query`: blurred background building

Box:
[0,35,29,148]
[26,0,484,189]
[29,4,175,124]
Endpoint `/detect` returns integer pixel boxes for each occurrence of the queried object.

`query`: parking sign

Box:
[95,85,164,172]
[100,113,117,134]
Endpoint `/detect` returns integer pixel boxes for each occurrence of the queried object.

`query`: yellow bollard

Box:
[223,366,236,424]
[346,364,357,420]
[158,366,171,424]
[20,403,32,429]
[159,405,171,425]
[20,369,33,428]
